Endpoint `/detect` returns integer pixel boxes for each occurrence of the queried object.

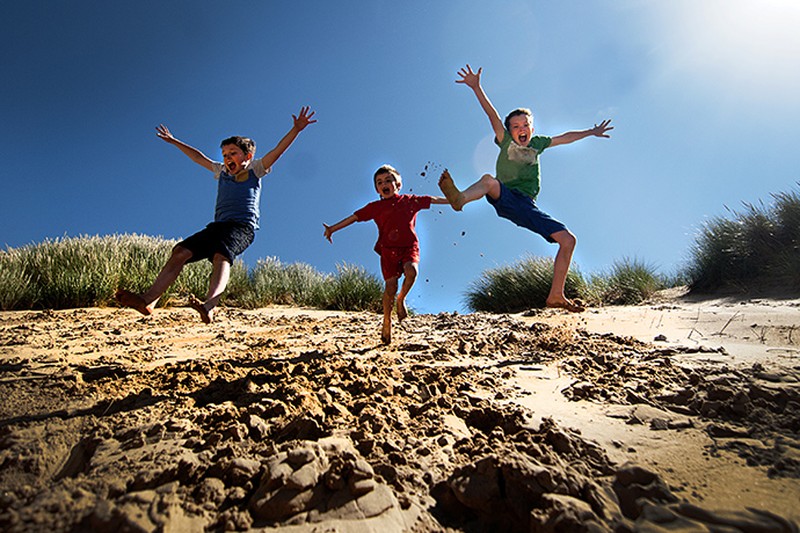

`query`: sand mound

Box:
[0,306,797,531]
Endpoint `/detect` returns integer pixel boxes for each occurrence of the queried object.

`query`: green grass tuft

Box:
[587,257,666,306]
[324,263,383,312]
[464,255,585,313]
[685,184,800,294]
[0,234,383,312]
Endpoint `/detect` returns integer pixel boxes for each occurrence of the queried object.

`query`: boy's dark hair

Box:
[220,136,256,155]
[373,164,401,184]
[504,108,533,132]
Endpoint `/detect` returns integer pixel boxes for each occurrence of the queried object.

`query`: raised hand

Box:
[590,119,614,138]
[293,106,317,131]
[155,124,176,143]
[456,64,482,90]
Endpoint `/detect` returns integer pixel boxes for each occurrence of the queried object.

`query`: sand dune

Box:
[0,294,798,531]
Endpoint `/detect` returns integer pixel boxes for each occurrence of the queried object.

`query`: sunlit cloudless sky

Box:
[3,1,799,313]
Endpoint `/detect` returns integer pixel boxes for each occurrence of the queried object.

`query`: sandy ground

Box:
[0,292,798,532]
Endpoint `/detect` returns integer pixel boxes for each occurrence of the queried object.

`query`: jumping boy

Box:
[439,64,612,312]
[324,164,448,344]
[116,106,316,323]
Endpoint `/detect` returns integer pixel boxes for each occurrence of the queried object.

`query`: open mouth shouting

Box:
[374,168,401,199]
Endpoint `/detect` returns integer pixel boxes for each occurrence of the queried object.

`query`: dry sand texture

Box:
[0,295,798,531]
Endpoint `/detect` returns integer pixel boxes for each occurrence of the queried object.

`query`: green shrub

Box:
[464,255,585,313]
[0,235,385,313]
[235,257,329,308]
[686,185,800,294]
[0,247,37,310]
[589,257,665,305]
[24,234,223,309]
[771,188,800,290]
[324,263,383,312]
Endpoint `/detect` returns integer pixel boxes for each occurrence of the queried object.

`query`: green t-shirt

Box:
[495,131,552,200]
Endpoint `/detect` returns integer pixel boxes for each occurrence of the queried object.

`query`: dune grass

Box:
[585,258,667,306]
[232,258,382,312]
[464,255,586,313]
[686,185,800,294]
[0,234,249,311]
[323,263,384,313]
[0,234,382,312]
[233,257,329,309]
[464,255,670,312]
[7,184,796,317]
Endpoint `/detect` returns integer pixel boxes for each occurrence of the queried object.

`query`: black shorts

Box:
[178,221,255,264]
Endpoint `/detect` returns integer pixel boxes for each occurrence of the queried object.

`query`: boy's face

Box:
[375,172,401,199]
[508,114,534,146]
[221,144,253,175]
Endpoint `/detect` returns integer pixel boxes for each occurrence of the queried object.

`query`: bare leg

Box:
[382,277,399,344]
[462,173,501,202]
[396,262,418,322]
[205,254,232,321]
[141,245,193,307]
[116,245,193,315]
[438,171,500,211]
[545,230,584,312]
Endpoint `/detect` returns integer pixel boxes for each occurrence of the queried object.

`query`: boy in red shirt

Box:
[324,164,448,344]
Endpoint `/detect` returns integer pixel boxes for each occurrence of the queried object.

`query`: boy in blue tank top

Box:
[439,65,612,312]
[115,106,316,323]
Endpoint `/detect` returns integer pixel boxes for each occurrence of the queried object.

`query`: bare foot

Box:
[438,169,465,211]
[114,289,152,316]
[546,298,586,313]
[381,321,391,345]
[188,295,212,324]
[396,298,408,322]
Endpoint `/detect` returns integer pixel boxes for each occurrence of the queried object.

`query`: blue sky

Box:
[3,1,799,313]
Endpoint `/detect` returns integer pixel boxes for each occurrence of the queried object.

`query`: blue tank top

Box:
[212,160,269,229]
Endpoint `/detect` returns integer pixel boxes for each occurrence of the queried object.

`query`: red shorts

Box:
[379,245,419,280]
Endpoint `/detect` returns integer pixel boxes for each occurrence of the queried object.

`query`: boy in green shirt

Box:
[439,64,612,312]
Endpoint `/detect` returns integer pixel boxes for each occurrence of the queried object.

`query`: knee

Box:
[554,230,577,250]
[170,245,193,264]
[480,174,500,197]
[384,278,399,295]
[403,263,418,280]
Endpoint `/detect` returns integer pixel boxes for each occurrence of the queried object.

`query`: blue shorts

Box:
[178,221,255,264]
[487,182,567,243]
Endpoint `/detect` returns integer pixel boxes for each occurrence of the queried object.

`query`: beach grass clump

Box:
[0,247,37,310]
[686,185,800,294]
[1,234,242,310]
[464,255,585,313]
[9,234,165,309]
[587,257,666,305]
[324,263,383,312]
[235,257,329,308]
[0,234,384,313]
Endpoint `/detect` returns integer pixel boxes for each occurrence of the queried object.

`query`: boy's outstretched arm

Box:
[430,196,450,205]
[323,215,357,243]
[156,124,215,171]
[456,64,505,143]
[549,119,613,147]
[260,106,317,170]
